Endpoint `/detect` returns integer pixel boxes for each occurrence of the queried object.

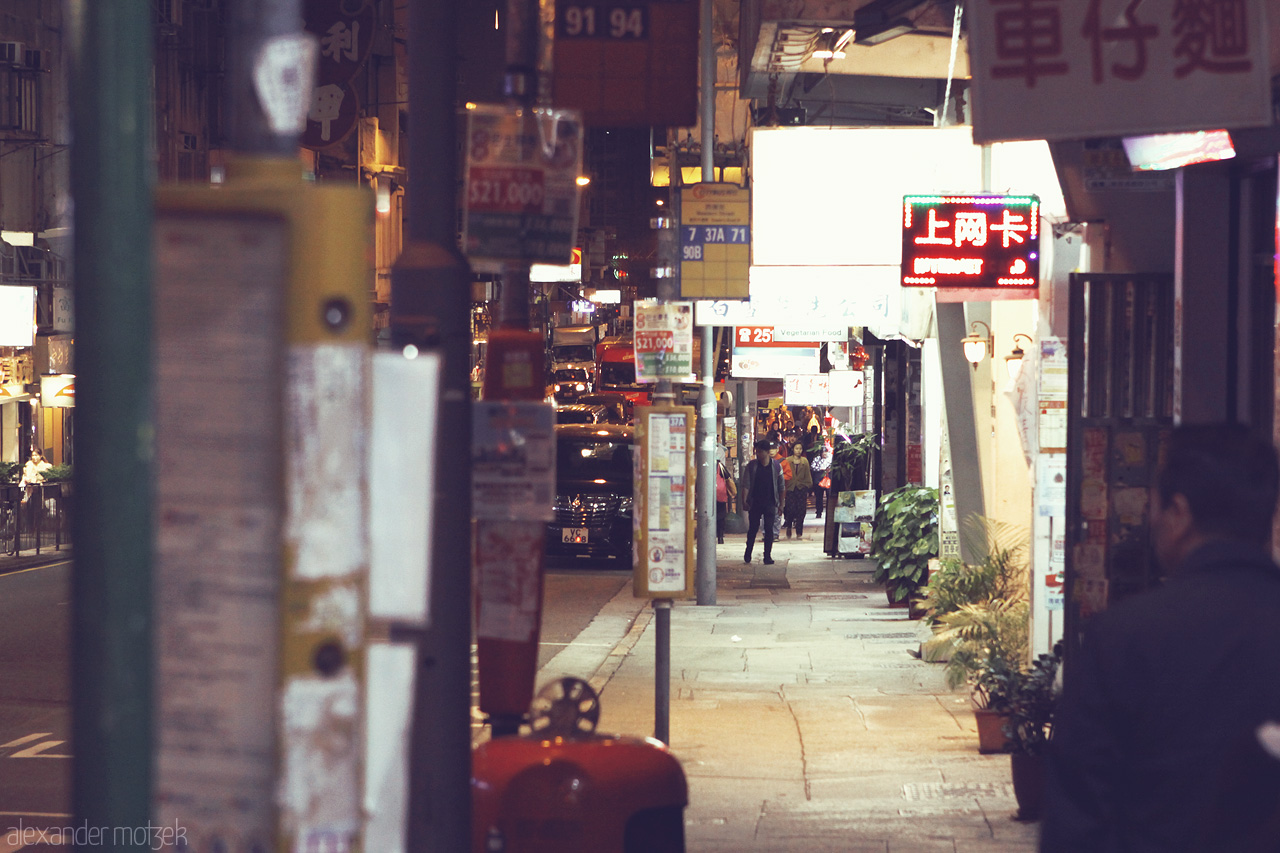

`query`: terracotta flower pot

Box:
[973,707,1011,754]
[1010,751,1047,821]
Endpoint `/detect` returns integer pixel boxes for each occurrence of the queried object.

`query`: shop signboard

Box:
[784,374,829,406]
[966,0,1271,144]
[901,195,1040,291]
[634,300,695,383]
[0,286,34,347]
[40,374,74,408]
[463,105,583,264]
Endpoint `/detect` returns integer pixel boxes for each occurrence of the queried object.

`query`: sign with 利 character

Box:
[901,195,1040,291]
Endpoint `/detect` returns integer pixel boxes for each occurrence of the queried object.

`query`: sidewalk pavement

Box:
[533,528,1041,853]
[0,547,70,575]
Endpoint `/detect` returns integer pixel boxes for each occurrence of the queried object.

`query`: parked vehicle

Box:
[550,324,602,373]
[546,423,634,564]
[595,336,651,409]
[552,366,592,403]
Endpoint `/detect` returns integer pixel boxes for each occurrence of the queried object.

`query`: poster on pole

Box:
[633,300,695,383]
[471,401,556,521]
[633,405,695,599]
[463,104,583,263]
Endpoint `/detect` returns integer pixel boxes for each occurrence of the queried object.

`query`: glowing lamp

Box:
[1005,334,1033,381]
[961,321,992,367]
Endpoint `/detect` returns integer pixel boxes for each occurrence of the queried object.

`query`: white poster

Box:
[0,286,34,347]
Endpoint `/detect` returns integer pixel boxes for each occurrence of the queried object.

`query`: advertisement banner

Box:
[784,374,829,406]
[634,300,695,383]
[39,374,75,408]
[463,104,582,263]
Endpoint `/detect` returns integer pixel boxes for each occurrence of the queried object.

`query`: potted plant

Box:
[868,485,939,606]
[931,597,1031,753]
[919,516,1028,660]
[1003,644,1062,820]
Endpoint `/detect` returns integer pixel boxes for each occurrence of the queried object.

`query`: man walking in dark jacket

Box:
[741,439,783,565]
[1041,424,1280,852]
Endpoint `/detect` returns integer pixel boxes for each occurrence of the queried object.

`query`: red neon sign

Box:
[901,195,1040,289]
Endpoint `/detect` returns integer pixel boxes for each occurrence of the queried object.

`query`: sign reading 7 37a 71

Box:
[965,0,1270,144]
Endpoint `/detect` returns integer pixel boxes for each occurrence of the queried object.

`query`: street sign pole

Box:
[695,0,717,606]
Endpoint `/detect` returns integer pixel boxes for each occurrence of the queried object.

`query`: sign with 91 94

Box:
[558,5,647,39]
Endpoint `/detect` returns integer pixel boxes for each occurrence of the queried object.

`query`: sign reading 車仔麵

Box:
[966,0,1270,144]
[901,195,1040,291]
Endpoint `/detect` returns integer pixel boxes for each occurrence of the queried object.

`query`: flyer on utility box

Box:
[633,299,695,384]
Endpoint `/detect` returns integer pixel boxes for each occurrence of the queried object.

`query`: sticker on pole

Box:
[463,104,583,263]
[633,300,695,384]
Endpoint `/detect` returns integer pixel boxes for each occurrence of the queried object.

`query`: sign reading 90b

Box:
[559,5,648,38]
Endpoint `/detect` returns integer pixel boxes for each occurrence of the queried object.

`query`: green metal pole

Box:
[69,0,154,842]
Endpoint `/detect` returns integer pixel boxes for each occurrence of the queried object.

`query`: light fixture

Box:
[374,174,393,215]
[1005,333,1033,381]
[961,320,993,367]
[575,175,591,187]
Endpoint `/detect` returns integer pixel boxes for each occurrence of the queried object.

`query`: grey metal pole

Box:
[395,0,472,849]
[654,599,672,743]
[694,0,717,605]
[69,0,154,839]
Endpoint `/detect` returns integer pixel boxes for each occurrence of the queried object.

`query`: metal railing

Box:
[0,482,71,556]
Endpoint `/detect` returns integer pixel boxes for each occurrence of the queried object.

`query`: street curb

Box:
[535,580,651,693]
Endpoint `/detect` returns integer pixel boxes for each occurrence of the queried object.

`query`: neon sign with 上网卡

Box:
[900,195,1040,289]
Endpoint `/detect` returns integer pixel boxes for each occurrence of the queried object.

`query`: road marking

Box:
[8,741,68,759]
[0,735,49,749]
[0,560,72,578]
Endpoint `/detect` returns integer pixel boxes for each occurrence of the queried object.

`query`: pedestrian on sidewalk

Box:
[18,449,51,505]
[715,445,735,545]
[782,440,812,538]
[810,435,831,519]
[741,438,782,565]
[1041,423,1280,853]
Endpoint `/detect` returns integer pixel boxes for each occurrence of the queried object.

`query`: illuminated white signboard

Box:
[0,287,34,347]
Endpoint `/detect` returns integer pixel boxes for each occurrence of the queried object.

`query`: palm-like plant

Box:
[932,598,1031,709]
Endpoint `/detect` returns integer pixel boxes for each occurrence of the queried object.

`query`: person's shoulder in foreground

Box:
[1041,423,1280,853]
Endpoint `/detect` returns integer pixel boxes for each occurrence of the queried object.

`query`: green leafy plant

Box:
[919,516,1029,660]
[0,462,17,484]
[869,485,939,601]
[42,464,71,483]
[828,433,879,490]
[932,597,1031,710]
[1003,644,1062,755]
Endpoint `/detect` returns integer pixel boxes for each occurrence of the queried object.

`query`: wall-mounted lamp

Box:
[1005,333,1034,381]
[961,321,993,367]
[374,173,394,215]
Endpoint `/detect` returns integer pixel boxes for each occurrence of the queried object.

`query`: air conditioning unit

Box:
[0,42,24,66]
[22,49,49,71]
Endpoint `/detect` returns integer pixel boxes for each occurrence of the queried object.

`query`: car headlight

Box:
[575,383,585,391]
[554,384,562,391]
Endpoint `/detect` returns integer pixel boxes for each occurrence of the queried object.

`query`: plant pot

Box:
[973,707,1011,754]
[907,595,927,620]
[1010,751,1047,821]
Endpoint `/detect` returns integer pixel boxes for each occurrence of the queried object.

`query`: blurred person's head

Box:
[1152,424,1280,571]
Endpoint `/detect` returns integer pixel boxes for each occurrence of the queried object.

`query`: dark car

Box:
[555,403,609,425]
[551,367,593,403]
[574,392,631,424]
[546,423,634,564]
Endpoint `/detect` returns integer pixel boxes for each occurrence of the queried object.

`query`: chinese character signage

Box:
[901,195,1040,290]
[966,0,1271,144]
[303,0,375,150]
[680,183,750,299]
[463,105,583,263]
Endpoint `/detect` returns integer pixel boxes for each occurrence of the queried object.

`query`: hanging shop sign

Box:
[680,183,750,299]
[40,374,74,408]
[966,0,1271,144]
[901,195,1040,291]
[0,286,34,347]
[783,374,829,406]
[552,0,698,127]
[633,300,695,383]
[463,105,583,264]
